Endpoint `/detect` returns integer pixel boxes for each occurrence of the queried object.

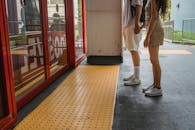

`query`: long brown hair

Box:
[157,0,168,18]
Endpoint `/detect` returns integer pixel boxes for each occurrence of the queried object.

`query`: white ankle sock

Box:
[134,66,140,79]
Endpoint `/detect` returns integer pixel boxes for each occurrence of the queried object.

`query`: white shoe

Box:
[123,74,135,81]
[142,84,153,93]
[124,77,141,86]
[145,87,163,97]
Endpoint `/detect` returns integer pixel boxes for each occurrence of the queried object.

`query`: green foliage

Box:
[9,35,26,46]
[183,32,195,40]
[173,30,195,44]
[173,31,183,41]
[10,35,26,42]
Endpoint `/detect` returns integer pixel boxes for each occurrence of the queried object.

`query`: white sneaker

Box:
[124,77,141,86]
[123,74,135,81]
[145,87,162,97]
[142,84,153,93]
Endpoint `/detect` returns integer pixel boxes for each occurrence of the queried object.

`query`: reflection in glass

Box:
[7,0,45,97]
[47,0,68,75]
[74,0,84,59]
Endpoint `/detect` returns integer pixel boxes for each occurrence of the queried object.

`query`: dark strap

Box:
[130,0,135,17]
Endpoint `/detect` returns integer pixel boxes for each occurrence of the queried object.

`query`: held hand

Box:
[144,36,150,47]
[140,21,150,30]
[134,25,141,34]
[134,22,146,34]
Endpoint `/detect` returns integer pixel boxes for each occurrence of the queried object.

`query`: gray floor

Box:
[113,42,195,130]
[15,42,195,130]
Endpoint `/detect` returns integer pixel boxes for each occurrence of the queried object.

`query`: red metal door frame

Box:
[82,0,87,54]
[66,0,76,68]
[0,0,17,129]
[41,0,50,79]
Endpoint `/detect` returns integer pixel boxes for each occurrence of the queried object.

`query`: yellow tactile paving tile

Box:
[14,65,119,130]
[141,49,192,54]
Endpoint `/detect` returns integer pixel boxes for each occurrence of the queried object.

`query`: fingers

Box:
[134,25,140,34]
[134,23,146,34]
[134,28,140,34]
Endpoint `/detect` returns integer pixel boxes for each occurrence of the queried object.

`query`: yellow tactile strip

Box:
[141,49,192,54]
[15,65,119,130]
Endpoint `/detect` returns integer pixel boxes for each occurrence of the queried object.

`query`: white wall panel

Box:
[86,0,122,56]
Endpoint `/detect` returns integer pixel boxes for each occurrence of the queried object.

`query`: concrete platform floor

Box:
[113,42,195,130]
[15,42,195,130]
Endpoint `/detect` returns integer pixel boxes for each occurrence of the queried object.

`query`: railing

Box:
[163,20,174,41]
[182,18,195,41]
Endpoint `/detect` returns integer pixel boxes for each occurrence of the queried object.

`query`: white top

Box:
[122,0,143,28]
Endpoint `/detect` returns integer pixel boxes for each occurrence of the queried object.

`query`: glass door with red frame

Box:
[47,0,68,75]
[5,0,46,99]
[0,0,17,128]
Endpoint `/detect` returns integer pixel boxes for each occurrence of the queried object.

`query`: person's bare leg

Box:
[130,51,140,79]
[131,51,140,66]
[149,45,161,88]
[144,45,162,97]
[124,50,141,86]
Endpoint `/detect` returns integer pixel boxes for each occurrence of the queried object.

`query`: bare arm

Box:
[146,0,158,38]
[134,4,142,34]
[144,0,158,47]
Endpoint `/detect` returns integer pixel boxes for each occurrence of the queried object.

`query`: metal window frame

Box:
[0,0,17,129]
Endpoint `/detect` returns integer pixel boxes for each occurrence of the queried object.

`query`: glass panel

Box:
[74,0,84,59]
[6,0,45,97]
[48,0,67,75]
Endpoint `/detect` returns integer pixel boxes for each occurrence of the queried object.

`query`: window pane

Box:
[48,0,68,75]
[74,0,84,59]
[6,0,45,97]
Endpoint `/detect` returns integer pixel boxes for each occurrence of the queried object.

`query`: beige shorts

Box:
[149,19,164,46]
[123,24,142,51]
